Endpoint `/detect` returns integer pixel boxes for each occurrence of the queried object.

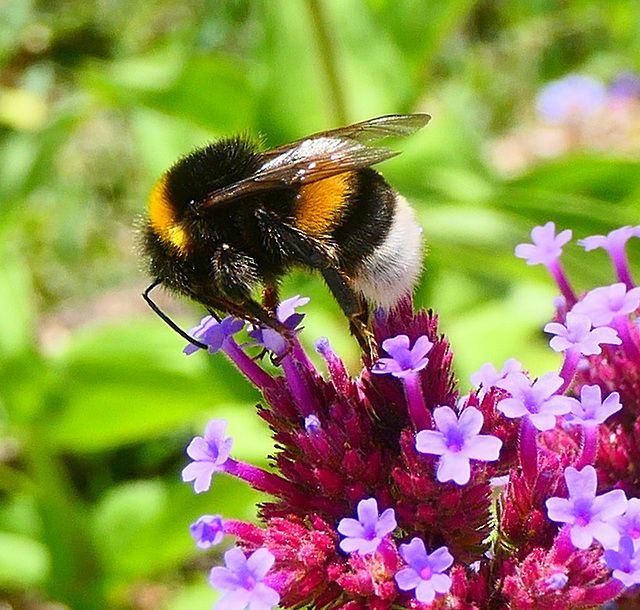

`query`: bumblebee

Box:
[142,113,430,355]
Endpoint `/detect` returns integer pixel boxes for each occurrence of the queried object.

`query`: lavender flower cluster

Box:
[180,223,640,609]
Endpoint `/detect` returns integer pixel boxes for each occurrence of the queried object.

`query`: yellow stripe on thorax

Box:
[294,172,352,235]
[147,175,190,255]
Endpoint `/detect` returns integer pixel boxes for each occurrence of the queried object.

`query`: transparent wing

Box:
[260,113,431,162]
[201,113,430,208]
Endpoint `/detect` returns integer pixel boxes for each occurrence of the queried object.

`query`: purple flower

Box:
[563,385,622,427]
[571,283,640,327]
[370,334,433,378]
[248,295,309,355]
[546,465,628,549]
[544,312,621,356]
[395,538,453,603]
[496,372,574,431]
[337,497,397,555]
[470,358,522,400]
[613,498,640,548]
[190,514,225,549]
[515,222,573,267]
[183,315,244,355]
[579,226,639,288]
[182,420,233,493]
[209,547,280,610]
[610,71,640,99]
[415,406,503,485]
[536,74,607,123]
[579,226,636,255]
[604,536,640,587]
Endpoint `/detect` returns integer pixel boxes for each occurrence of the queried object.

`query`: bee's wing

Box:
[260,113,431,162]
[201,114,430,208]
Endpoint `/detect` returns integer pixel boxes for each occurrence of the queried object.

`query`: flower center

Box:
[419,565,433,581]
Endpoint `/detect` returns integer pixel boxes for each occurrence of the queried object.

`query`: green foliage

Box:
[1,0,640,608]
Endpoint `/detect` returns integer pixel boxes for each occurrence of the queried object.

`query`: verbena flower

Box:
[191,514,225,549]
[394,538,453,603]
[563,384,622,427]
[545,465,628,549]
[612,498,640,548]
[536,74,607,124]
[469,357,522,400]
[496,371,573,431]
[415,406,502,485]
[544,312,621,356]
[578,226,639,289]
[176,222,640,608]
[337,497,397,555]
[182,419,233,493]
[371,334,433,377]
[209,547,280,610]
[604,535,640,587]
[184,315,244,355]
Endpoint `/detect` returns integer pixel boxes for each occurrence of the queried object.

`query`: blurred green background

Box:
[1,0,640,608]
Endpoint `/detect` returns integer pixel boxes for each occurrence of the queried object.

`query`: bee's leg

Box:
[143,280,208,350]
[263,281,280,315]
[321,267,377,359]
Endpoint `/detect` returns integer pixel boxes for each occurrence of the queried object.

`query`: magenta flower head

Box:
[415,406,502,485]
[496,372,574,431]
[395,538,453,603]
[546,465,628,549]
[209,547,280,610]
[190,514,225,549]
[544,312,621,356]
[181,419,233,493]
[604,536,640,587]
[337,497,397,555]
[371,334,433,378]
[183,315,244,355]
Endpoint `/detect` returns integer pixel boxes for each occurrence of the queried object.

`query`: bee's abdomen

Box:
[338,169,423,308]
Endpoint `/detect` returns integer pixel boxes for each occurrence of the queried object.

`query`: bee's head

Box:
[146,135,261,254]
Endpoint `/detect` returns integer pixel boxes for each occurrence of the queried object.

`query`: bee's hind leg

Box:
[321,267,377,359]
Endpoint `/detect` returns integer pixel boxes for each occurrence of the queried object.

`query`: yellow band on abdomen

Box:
[294,172,352,235]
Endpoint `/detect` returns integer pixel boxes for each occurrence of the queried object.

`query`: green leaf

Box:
[0,532,49,588]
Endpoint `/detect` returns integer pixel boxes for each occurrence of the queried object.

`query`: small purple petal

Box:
[181,420,233,493]
[515,222,572,266]
[371,334,433,378]
[337,497,397,555]
[209,547,279,610]
[190,515,224,549]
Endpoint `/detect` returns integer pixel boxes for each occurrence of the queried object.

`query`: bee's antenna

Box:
[142,280,209,350]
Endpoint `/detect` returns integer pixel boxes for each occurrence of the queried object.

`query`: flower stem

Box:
[557,349,581,393]
[519,416,539,485]
[282,355,317,416]
[610,245,635,290]
[223,340,275,390]
[612,316,640,362]
[547,259,577,308]
[575,425,598,469]
[223,458,293,497]
[402,372,432,430]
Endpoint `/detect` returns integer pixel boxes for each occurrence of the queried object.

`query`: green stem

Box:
[307,0,348,125]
